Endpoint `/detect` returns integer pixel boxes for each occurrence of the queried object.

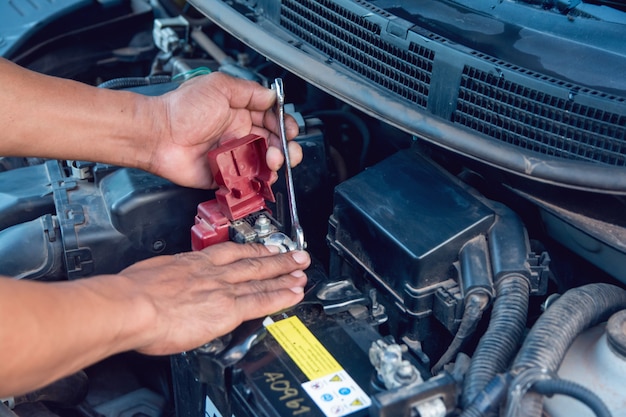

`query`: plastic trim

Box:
[189,0,626,194]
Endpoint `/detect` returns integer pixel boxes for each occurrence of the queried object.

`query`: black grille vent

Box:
[455,66,626,166]
[280,0,434,108]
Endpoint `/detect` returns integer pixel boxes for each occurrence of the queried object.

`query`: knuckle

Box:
[213,241,238,251]
[247,279,269,294]
[241,256,265,273]
[247,242,270,256]
[174,251,208,263]
[209,71,228,82]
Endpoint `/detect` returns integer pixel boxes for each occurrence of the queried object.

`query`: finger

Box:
[208,72,276,111]
[198,242,280,266]
[232,270,307,297]
[288,140,303,166]
[262,110,299,139]
[235,287,306,322]
[216,250,311,284]
[249,125,272,141]
[218,111,264,143]
[266,140,303,171]
[266,146,284,171]
[250,109,269,130]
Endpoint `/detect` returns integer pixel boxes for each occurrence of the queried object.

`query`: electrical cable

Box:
[431,293,488,374]
[532,379,611,417]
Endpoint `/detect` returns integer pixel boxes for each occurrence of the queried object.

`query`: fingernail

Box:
[292,250,309,264]
[290,270,305,278]
[290,286,304,294]
[266,245,281,254]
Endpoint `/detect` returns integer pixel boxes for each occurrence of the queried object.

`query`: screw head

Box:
[152,239,166,253]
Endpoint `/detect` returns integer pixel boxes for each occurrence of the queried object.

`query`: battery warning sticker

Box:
[265,316,371,416]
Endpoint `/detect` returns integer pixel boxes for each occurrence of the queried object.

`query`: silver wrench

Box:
[273,78,306,251]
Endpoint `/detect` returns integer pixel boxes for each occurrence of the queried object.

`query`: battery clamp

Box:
[191,134,296,252]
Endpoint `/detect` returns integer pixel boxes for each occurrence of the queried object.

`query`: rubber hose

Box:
[512,283,626,417]
[461,275,530,407]
[532,379,611,417]
[460,373,510,417]
[98,75,172,90]
[0,215,64,280]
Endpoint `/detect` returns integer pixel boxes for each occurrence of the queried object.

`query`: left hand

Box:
[118,242,310,355]
[149,72,302,189]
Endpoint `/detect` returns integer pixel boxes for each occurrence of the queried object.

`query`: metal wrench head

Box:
[293,224,306,251]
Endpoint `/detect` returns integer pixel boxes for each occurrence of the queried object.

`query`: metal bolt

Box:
[152,239,166,253]
[396,362,415,380]
[254,214,272,235]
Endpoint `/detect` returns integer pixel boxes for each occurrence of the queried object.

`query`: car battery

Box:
[172,293,458,417]
[211,303,377,417]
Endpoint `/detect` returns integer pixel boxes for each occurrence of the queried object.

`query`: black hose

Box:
[532,379,612,417]
[461,275,530,407]
[511,283,626,416]
[461,202,533,408]
[459,373,511,417]
[97,75,172,90]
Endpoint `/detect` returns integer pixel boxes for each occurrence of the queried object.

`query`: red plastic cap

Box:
[191,200,231,250]
[208,134,275,221]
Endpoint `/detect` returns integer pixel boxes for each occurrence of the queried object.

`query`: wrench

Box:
[273,78,306,251]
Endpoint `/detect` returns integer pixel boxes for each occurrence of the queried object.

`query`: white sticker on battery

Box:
[302,370,370,416]
[265,315,371,416]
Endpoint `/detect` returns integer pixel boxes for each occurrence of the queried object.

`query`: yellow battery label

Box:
[266,315,343,380]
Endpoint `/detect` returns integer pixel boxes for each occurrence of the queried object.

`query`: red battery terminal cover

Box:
[191,134,275,251]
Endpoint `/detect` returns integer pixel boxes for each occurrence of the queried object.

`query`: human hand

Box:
[119,242,310,355]
[149,72,302,189]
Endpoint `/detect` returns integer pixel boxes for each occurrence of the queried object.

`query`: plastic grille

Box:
[455,66,626,166]
[280,0,434,108]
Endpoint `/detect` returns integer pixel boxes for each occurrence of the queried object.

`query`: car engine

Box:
[1,0,626,416]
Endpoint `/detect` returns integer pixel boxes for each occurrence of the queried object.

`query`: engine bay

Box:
[1,0,626,416]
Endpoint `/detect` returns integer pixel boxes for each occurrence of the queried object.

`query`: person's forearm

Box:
[0,59,160,170]
[0,275,154,397]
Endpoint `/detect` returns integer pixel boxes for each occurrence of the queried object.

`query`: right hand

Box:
[149,72,302,189]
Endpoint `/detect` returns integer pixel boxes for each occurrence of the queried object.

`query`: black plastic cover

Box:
[190,0,626,193]
[328,149,494,304]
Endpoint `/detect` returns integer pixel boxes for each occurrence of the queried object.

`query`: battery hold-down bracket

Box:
[192,134,296,251]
